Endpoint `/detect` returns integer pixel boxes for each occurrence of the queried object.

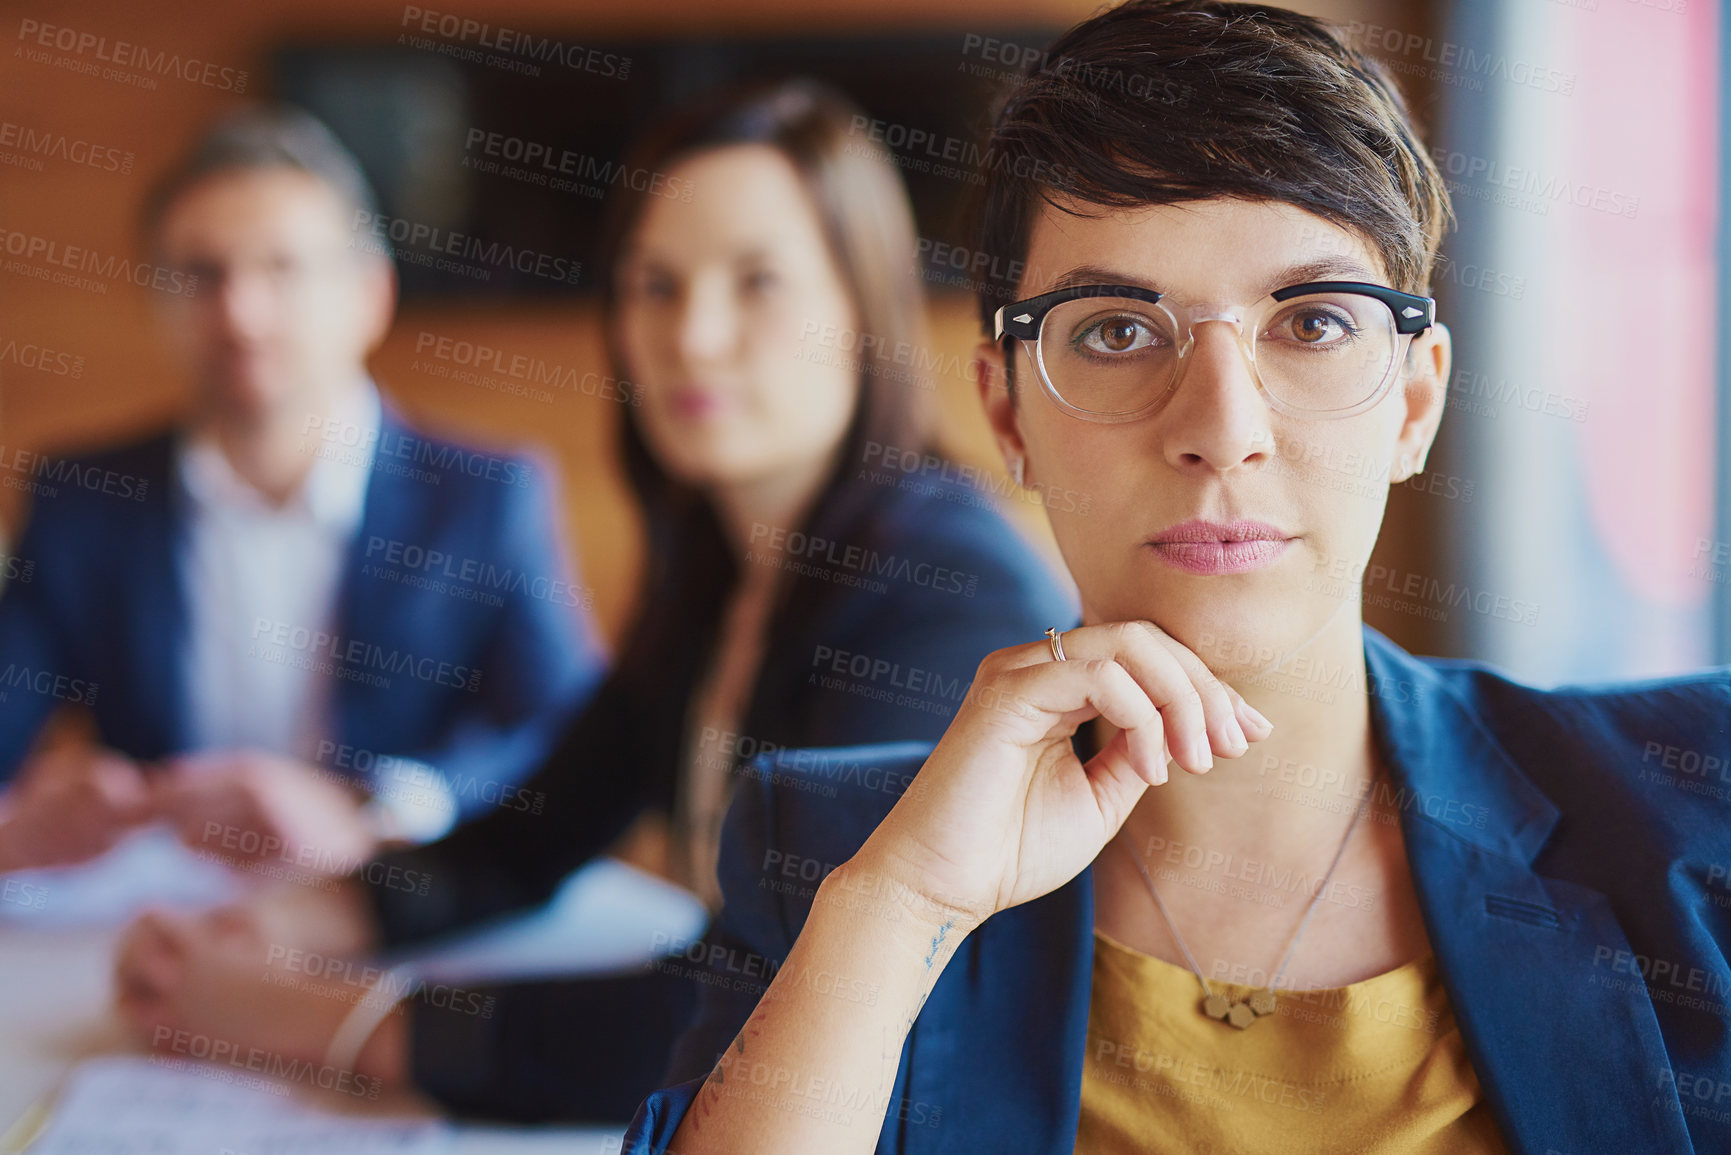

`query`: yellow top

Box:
[1078,929,1511,1154]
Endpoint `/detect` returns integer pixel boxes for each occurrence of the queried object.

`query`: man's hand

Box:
[0,745,155,871]
[154,750,378,875]
[116,905,407,1088]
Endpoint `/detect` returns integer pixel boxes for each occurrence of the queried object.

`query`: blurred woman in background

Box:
[113,76,1074,1123]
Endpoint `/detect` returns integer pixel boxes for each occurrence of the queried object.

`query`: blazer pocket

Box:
[1483,893,1563,929]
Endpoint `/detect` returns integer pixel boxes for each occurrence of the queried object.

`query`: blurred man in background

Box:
[0,106,604,875]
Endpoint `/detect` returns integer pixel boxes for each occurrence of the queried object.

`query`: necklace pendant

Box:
[1227,1002,1257,1029]
[1248,989,1278,1016]
[1202,993,1231,1020]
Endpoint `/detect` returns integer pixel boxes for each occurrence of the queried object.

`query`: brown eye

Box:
[1100,318,1138,351]
[1281,308,1351,346]
[1079,314,1158,356]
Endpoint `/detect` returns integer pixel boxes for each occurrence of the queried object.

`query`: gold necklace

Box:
[1117,796,1368,1029]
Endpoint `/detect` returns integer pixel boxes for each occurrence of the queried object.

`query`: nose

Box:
[674,274,739,366]
[1158,318,1275,475]
[210,268,277,343]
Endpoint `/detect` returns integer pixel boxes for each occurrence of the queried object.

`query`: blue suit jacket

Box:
[0,410,604,816]
[626,626,1731,1153]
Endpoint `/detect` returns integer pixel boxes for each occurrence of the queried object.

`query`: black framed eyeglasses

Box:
[992,281,1436,422]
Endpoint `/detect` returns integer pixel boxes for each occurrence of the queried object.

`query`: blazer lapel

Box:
[1364,628,1694,1154]
[134,436,191,756]
[331,408,431,752]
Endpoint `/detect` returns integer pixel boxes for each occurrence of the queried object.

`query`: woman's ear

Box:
[974,338,1030,482]
[1391,320,1451,482]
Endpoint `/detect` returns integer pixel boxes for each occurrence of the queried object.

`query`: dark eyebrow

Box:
[1040,256,1383,298]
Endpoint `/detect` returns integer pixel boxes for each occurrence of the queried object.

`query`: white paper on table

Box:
[23,1054,452,1154]
[403,858,709,983]
[0,826,241,928]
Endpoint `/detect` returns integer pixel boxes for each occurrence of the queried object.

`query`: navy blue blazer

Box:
[626,626,1731,1154]
[0,409,604,816]
[359,470,1079,1120]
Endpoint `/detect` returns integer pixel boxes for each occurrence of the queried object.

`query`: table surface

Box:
[0,834,710,1153]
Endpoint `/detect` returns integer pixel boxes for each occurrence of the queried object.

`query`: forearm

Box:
[670,855,975,1155]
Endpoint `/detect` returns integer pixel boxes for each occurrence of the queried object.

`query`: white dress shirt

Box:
[177,381,455,841]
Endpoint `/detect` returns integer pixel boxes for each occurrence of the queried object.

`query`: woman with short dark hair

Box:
[628,4,1731,1152]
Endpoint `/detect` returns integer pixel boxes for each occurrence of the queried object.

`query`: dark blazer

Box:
[625,626,1731,1154]
[358,471,1077,1120]
[0,409,604,816]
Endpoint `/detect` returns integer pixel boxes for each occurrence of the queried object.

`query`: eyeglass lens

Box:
[1035,292,1400,417]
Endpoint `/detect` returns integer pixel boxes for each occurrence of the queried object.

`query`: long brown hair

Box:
[594,76,938,689]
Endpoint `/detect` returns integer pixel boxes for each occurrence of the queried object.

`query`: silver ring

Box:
[1045,627,1068,662]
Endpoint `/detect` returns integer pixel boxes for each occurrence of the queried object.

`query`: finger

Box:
[1019,623,1216,774]
[91,761,156,824]
[1223,681,1273,741]
[1144,634,1272,743]
[115,913,185,1011]
[204,904,265,947]
[1132,625,1252,759]
[1082,725,1161,827]
[990,658,1171,784]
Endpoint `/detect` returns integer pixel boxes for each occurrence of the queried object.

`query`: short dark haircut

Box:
[141,104,383,250]
[974,0,1453,334]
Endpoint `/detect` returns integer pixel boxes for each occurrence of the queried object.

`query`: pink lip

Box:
[667,389,721,419]
[1147,519,1293,575]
